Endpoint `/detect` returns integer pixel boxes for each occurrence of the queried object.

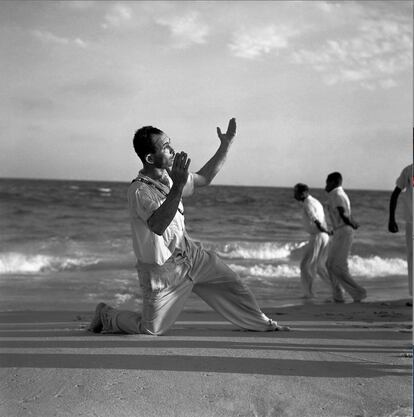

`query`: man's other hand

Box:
[388,220,399,233]
[169,152,190,190]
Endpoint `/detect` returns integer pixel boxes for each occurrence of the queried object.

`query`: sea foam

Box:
[229,256,407,279]
[348,255,407,278]
[229,263,300,278]
[0,250,407,279]
[0,253,99,274]
[215,241,307,260]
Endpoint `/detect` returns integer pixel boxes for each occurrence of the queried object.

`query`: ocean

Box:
[0,178,409,312]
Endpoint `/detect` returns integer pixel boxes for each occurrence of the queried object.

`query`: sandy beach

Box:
[0,298,412,417]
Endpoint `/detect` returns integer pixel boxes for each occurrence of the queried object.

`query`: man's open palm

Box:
[217,118,236,145]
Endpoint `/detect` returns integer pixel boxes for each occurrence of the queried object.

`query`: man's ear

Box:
[145,154,154,165]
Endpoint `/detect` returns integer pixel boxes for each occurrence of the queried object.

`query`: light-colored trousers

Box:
[406,222,413,296]
[326,226,366,301]
[102,242,276,335]
[300,232,330,297]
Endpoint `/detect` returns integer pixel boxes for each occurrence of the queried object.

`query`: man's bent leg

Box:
[191,249,285,331]
[327,234,346,302]
[300,241,315,298]
[140,278,194,335]
[89,279,193,335]
[328,228,366,301]
[315,233,331,287]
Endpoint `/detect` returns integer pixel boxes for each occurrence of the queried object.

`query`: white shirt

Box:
[326,186,351,230]
[301,195,328,235]
[396,164,413,223]
[127,171,194,265]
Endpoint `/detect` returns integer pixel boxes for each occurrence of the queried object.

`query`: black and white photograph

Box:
[0,1,412,416]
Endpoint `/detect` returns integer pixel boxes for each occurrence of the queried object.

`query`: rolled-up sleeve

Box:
[396,170,405,190]
[396,166,411,191]
[182,173,194,198]
[133,188,160,222]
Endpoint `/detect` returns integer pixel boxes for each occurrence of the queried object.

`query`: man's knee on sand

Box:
[140,317,171,336]
[142,327,166,336]
[117,321,167,336]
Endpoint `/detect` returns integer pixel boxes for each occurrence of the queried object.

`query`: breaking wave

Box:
[230,255,407,279]
[348,255,407,278]
[229,263,300,278]
[0,253,134,274]
[0,250,406,279]
[0,253,100,274]
[213,241,307,260]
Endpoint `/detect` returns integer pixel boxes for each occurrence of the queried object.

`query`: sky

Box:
[0,0,412,190]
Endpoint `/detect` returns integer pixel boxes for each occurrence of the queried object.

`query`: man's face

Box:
[294,188,302,201]
[294,188,307,201]
[149,133,175,169]
[325,178,336,192]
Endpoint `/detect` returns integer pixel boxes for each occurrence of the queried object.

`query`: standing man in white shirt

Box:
[88,118,289,335]
[294,183,332,299]
[388,163,413,305]
[325,172,367,303]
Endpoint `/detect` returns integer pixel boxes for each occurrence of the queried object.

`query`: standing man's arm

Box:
[192,118,237,188]
[314,220,333,235]
[337,206,359,230]
[388,186,402,233]
[304,201,332,235]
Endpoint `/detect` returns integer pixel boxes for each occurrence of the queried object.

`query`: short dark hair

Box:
[133,126,163,163]
[294,183,309,194]
[327,172,343,184]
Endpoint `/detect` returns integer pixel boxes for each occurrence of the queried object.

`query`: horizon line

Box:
[0,176,391,192]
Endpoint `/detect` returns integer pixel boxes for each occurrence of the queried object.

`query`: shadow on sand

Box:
[0,300,412,378]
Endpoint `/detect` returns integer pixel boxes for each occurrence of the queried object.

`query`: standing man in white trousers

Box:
[294,183,332,299]
[325,172,367,303]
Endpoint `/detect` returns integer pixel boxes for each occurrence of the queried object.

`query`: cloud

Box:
[155,12,209,49]
[32,29,87,48]
[102,3,132,29]
[229,25,296,59]
[291,13,412,89]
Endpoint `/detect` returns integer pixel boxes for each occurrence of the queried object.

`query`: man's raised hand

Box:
[169,152,190,191]
[217,117,236,146]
